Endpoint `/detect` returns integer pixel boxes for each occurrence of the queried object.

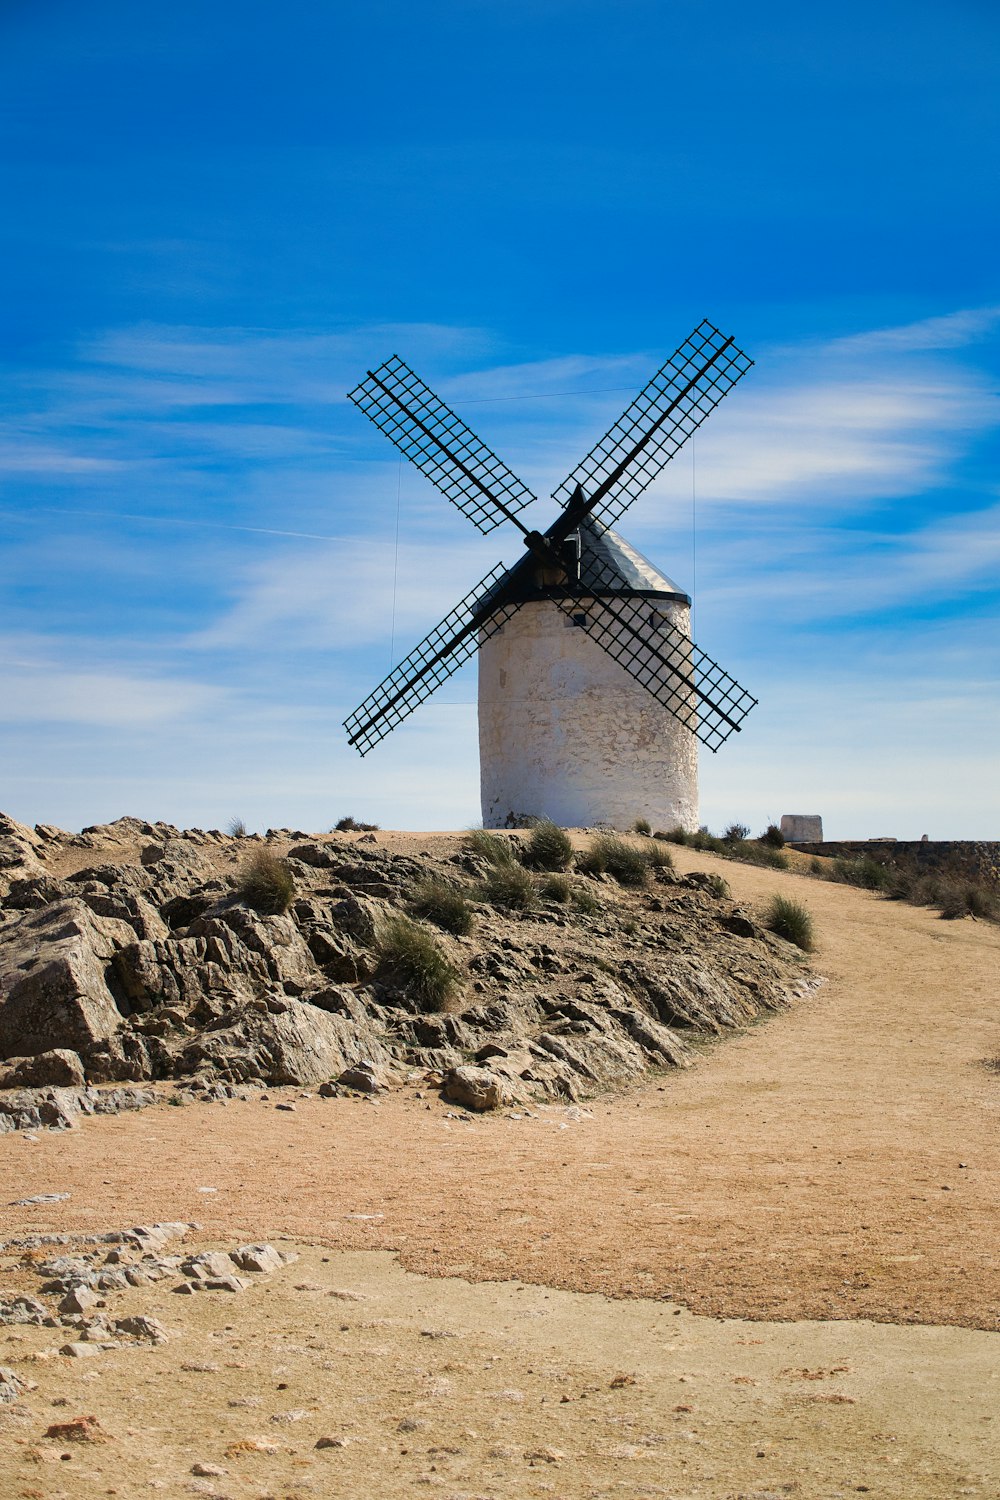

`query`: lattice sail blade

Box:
[546,559,756,751]
[553,321,753,529]
[348,356,536,534]
[344,564,520,755]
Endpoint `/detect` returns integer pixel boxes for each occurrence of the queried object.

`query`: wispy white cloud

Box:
[824,304,1000,354]
[0,643,223,727]
[192,533,498,652]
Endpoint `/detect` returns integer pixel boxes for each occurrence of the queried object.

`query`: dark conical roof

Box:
[482,515,690,610]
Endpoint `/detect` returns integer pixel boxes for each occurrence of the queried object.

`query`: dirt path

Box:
[3,845,998,1330]
[2,1242,997,1500]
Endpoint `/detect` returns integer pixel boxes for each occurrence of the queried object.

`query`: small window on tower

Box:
[572,613,587,628]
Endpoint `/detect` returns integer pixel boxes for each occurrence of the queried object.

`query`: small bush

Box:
[690,829,726,853]
[408,878,474,936]
[703,872,731,899]
[938,880,998,921]
[765,894,815,951]
[484,862,537,910]
[540,872,572,904]
[464,829,519,868]
[644,839,675,870]
[238,849,295,915]
[571,883,600,915]
[631,817,652,836]
[723,822,750,843]
[376,915,459,1010]
[834,856,893,892]
[524,819,573,871]
[227,816,248,838]
[760,824,786,849]
[334,815,380,832]
[661,827,690,845]
[729,840,789,870]
[582,833,649,887]
[809,857,825,876]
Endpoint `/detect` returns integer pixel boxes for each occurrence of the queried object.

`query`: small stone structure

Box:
[780,814,823,843]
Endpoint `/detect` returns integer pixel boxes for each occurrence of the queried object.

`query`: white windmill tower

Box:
[344,322,756,830]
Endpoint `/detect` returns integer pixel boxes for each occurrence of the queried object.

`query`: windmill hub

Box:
[344,322,757,830]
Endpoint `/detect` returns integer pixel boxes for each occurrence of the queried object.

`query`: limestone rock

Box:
[336,1060,383,1093]
[0,1295,46,1325]
[114,1314,168,1342]
[0,900,134,1060]
[443,1064,511,1112]
[0,1366,27,1403]
[0,1049,85,1088]
[0,813,47,897]
[231,1243,283,1274]
[178,998,390,1087]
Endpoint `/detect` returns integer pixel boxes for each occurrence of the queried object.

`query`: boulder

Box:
[177,997,391,1087]
[336,1060,383,1093]
[0,1049,85,1088]
[0,812,47,897]
[442,1064,511,1112]
[0,900,134,1060]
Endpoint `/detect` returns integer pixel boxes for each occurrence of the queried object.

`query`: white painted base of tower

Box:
[478,600,698,832]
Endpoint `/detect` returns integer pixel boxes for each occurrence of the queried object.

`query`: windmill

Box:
[344,320,756,832]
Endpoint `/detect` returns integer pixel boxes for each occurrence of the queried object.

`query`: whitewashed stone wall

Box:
[478,599,698,831]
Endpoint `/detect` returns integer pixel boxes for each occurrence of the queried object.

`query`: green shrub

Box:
[631,817,652,836]
[484,862,537,910]
[809,857,825,876]
[334,815,380,832]
[690,829,726,853]
[540,872,572,904]
[730,840,789,870]
[723,822,750,843]
[571,883,600,915]
[581,833,649,887]
[524,819,573,871]
[407,878,474,936]
[965,883,998,919]
[644,839,675,870]
[703,872,731,899]
[375,916,459,1010]
[661,827,690,845]
[765,894,815,951]
[464,829,519,867]
[938,880,998,921]
[238,849,295,915]
[834,856,893,891]
[760,823,786,849]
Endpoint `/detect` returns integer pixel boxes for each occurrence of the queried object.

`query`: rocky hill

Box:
[0,812,813,1132]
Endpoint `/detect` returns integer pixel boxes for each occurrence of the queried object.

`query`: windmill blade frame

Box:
[543,551,757,752]
[347,355,536,535]
[552,320,753,531]
[343,563,522,755]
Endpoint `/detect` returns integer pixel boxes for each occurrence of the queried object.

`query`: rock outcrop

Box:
[0,817,814,1123]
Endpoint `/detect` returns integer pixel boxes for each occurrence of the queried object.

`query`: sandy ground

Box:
[2,836,999,1496]
[1,1241,996,1499]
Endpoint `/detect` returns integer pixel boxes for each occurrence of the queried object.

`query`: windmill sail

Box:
[348,356,536,534]
[343,564,521,755]
[344,322,757,758]
[552,320,753,530]
[546,580,756,752]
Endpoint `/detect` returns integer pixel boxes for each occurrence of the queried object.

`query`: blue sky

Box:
[1,0,998,837]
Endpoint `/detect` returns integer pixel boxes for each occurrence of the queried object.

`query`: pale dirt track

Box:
[2,838,1000,1498]
[2,842,998,1329]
